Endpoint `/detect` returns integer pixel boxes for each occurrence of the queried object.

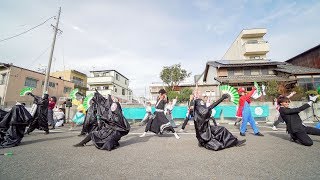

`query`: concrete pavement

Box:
[1,123,320,180]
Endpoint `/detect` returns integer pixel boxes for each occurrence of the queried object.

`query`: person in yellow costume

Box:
[69,98,86,130]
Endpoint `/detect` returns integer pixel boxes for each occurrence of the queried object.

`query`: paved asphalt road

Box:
[1,123,320,180]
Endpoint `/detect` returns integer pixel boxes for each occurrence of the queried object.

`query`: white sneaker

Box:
[174,132,180,139]
[178,129,184,133]
[272,126,278,131]
[139,132,146,137]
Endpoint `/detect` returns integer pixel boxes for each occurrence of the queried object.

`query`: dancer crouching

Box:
[194,94,246,151]
[279,95,320,146]
[140,89,180,139]
[73,94,130,151]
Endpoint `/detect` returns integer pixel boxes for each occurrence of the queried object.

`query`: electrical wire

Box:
[0,16,55,43]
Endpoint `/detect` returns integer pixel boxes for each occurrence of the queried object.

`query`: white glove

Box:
[309,95,318,102]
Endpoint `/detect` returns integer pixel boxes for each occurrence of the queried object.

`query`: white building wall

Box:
[206,66,220,85]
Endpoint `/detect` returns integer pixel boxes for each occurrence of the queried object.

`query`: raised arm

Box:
[245,87,256,100]
[286,91,296,99]
[279,104,310,115]
[208,94,229,110]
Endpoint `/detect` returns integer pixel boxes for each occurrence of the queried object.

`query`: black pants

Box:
[27,121,49,134]
[273,116,284,127]
[181,114,194,130]
[290,126,320,146]
[145,122,176,133]
[78,133,92,145]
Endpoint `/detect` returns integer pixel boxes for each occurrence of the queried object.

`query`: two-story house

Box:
[86,70,132,102]
[0,63,74,107]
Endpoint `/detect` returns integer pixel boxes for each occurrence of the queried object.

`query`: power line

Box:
[0,16,55,43]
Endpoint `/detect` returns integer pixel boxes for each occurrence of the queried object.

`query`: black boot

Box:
[73,135,91,147]
[236,139,246,147]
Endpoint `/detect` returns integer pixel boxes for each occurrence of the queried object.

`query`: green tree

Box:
[167,91,179,101]
[292,86,307,101]
[166,87,193,103]
[160,64,191,91]
[179,88,193,102]
[266,80,279,99]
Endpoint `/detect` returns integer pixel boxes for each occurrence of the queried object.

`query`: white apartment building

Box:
[222,28,270,60]
[86,70,132,102]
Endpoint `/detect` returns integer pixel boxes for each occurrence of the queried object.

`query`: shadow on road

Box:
[268,132,290,141]
[21,135,75,145]
[119,134,153,148]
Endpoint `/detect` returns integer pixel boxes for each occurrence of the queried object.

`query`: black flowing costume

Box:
[76,93,130,151]
[194,95,240,151]
[0,105,32,148]
[145,98,175,134]
[79,92,107,135]
[26,94,49,134]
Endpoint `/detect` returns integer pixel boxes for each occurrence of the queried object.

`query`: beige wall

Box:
[51,70,87,94]
[222,28,269,60]
[0,66,74,107]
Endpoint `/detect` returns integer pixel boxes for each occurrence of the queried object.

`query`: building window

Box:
[244,68,251,76]
[261,68,269,75]
[122,88,125,95]
[246,40,258,44]
[72,76,84,87]
[64,87,72,93]
[298,78,313,91]
[249,56,261,59]
[116,74,119,81]
[103,86,109,90]
[251,69,260,75]
[114,87,117,92]
[0,73,7,85]
[49,82,56,88]
[24,77,37,88]
[125,80,127,85]
[234,69,243,76]
[228,70,234,76]
[314,77,320,88]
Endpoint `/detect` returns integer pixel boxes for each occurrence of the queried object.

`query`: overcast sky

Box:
[1,0,319,97]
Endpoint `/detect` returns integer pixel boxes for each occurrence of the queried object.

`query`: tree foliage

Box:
[166,87,193,103]
[265,80,306,101]
[160,64,191,91]
[179,88,193,102]
[266,80,279,98]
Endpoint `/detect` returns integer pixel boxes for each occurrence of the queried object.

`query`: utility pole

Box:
[43,7,61,95]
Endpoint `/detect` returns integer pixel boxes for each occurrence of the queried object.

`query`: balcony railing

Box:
[243,41,269,55]
[87,76,114,85]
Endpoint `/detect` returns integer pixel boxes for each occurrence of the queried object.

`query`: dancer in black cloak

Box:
[78,101,97,136]
[78,92,107,136]
[194,94,246,151]
[0,104,32,148]
[74,94,130,151]
[25,93,50,134]
[139,89,180,139]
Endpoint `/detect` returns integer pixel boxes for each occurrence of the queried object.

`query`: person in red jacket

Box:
[48,96,56,129]
[237,87,264,136]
